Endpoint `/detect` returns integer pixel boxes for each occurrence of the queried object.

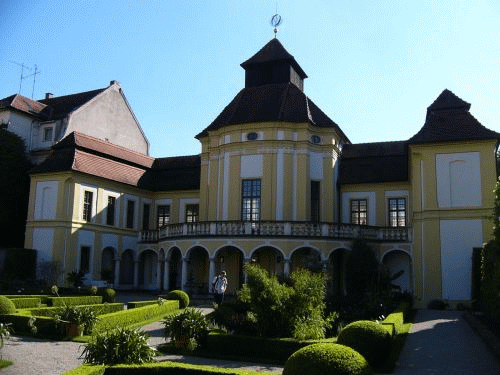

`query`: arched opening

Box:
[250,246,284,277]
[119,249,134,286]
[186,246,209,295]
[215,246,244,294]
[382,250,412,293]
[100,247,115,285]
[168,247,182,291]
[291,247,322,273]
[139,249,158,290]
[327,248,349,302]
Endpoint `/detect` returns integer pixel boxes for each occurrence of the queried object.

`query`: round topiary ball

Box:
[0,296,16,315]
[283,343,373,375]
[98,288,116,303]
[337,320,392,368]
[165,290,190,308]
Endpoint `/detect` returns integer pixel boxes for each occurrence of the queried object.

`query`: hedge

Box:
[93,300,179,334]
[127,300,158,309]
[205,333,315,363]
[24,303,124,318]
[4,295,50,304]
[10,297,42,309]
[47,296,103,307]
[64,362,267,375]
[0,314,67,339]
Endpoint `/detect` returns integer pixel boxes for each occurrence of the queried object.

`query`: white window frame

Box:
[103,191,120,227]
[123,195,138,229]
[41,123,55,143]
[80,184,98,223]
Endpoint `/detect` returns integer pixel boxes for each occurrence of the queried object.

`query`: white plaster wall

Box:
[32,228,54,264]
[34,181,59,220]
[66,87,149,154]
[440,219,483,300]
[2,112,33,148]
[383,251,411,292]
[101,234,118,251]
[341,191,376,225]
[309,152,324,180]
[122,236,138,253]
[241,155,263,178]
[179,198,200,223]
[436,152,481,208]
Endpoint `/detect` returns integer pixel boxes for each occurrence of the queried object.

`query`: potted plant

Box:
[56,305,97,336]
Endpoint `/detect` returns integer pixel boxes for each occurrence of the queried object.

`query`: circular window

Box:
[247,132,258,141]
[311,135,321,144]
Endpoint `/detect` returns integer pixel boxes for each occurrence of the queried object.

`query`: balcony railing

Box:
[139,221,412,243]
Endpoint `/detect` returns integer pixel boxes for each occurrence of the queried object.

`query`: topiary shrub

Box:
[283,343,373,375]
[0,296,16,315]
[165,290,189,308]
[337,320,392,369]
[98,288,116,303]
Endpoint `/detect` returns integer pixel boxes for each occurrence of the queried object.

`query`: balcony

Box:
[139,221,412,243]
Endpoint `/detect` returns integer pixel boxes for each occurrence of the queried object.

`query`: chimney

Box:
[45,92,53,99]
[110,80,121,87]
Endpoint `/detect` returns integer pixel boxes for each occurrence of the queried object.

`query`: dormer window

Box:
[43,126,54,142]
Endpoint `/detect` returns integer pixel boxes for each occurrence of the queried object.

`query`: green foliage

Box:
[337,320,392,369]
[283,343,373,375]
[0,128,32,248]
[81,327,156,365]
[92,300,178,335]
[165,290,189,308]
[9,297,41,309]
[237,264,329,339]
[55,305,98,334]
[238,263,293,337]
[88,286,98,296]
[97,288,116,303]
[67,270,86,288]
[27,302,123,318]
[345,239,379,304]
[48,296,102,307]
[163,308,209,351]
[289,269,327,340]
[0,296,16,315]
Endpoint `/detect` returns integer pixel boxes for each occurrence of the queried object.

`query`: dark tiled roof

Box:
[241,38,307,78]
[31,131,199,191]
[138,155,201,191]
[54,132,154,168]
[38,88,106,120]
[339,141,408,184]
[0,94,49,118]
[427,89,470,112]
[196,83,346,139]
[409,89,500,144]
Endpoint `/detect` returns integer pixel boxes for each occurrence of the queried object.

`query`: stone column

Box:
[181,257,188,290]
[209,257,216,293]
[163,258,170,291]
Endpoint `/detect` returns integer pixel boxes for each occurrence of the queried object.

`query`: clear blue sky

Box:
[1,1,499,157]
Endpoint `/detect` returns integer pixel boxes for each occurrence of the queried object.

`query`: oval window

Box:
[247,132,258,141]
[311,135,321,144]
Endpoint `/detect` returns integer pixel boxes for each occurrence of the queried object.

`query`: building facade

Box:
[23,39,499,308]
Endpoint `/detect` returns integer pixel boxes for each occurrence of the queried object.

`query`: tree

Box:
[0,128,32,248]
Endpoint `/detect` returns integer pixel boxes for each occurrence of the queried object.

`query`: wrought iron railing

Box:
[139,221,411,243]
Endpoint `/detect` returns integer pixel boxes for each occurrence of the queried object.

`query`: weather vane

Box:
[271,13,282,38]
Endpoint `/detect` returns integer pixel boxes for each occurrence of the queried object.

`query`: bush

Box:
[81,327,156,365]
[165,290,189,308]
[0,297,16,315]
[337,320,392,368]
[55,305,97,334]
[163,308,209,351]
[98,288,116,303]
[283,343,373,375]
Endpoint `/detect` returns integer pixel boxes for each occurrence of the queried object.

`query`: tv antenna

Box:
[8,61,41,98]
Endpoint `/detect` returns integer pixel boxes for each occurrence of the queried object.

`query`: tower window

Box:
[350,199,367,225]
[242,179,261,222]
[388,198,406,227]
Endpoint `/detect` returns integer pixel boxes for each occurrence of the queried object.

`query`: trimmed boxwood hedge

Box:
[283,343,373,375]
[0,314,67,339]
[127,300,158,309]
[48,296,103,307]
[64,362,268,375]
[205,332,315,363]
[93,300,179,334]
[24,303,124,318]
[9,297,42,309]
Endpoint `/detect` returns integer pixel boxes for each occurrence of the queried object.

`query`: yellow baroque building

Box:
[24,38,499,308]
